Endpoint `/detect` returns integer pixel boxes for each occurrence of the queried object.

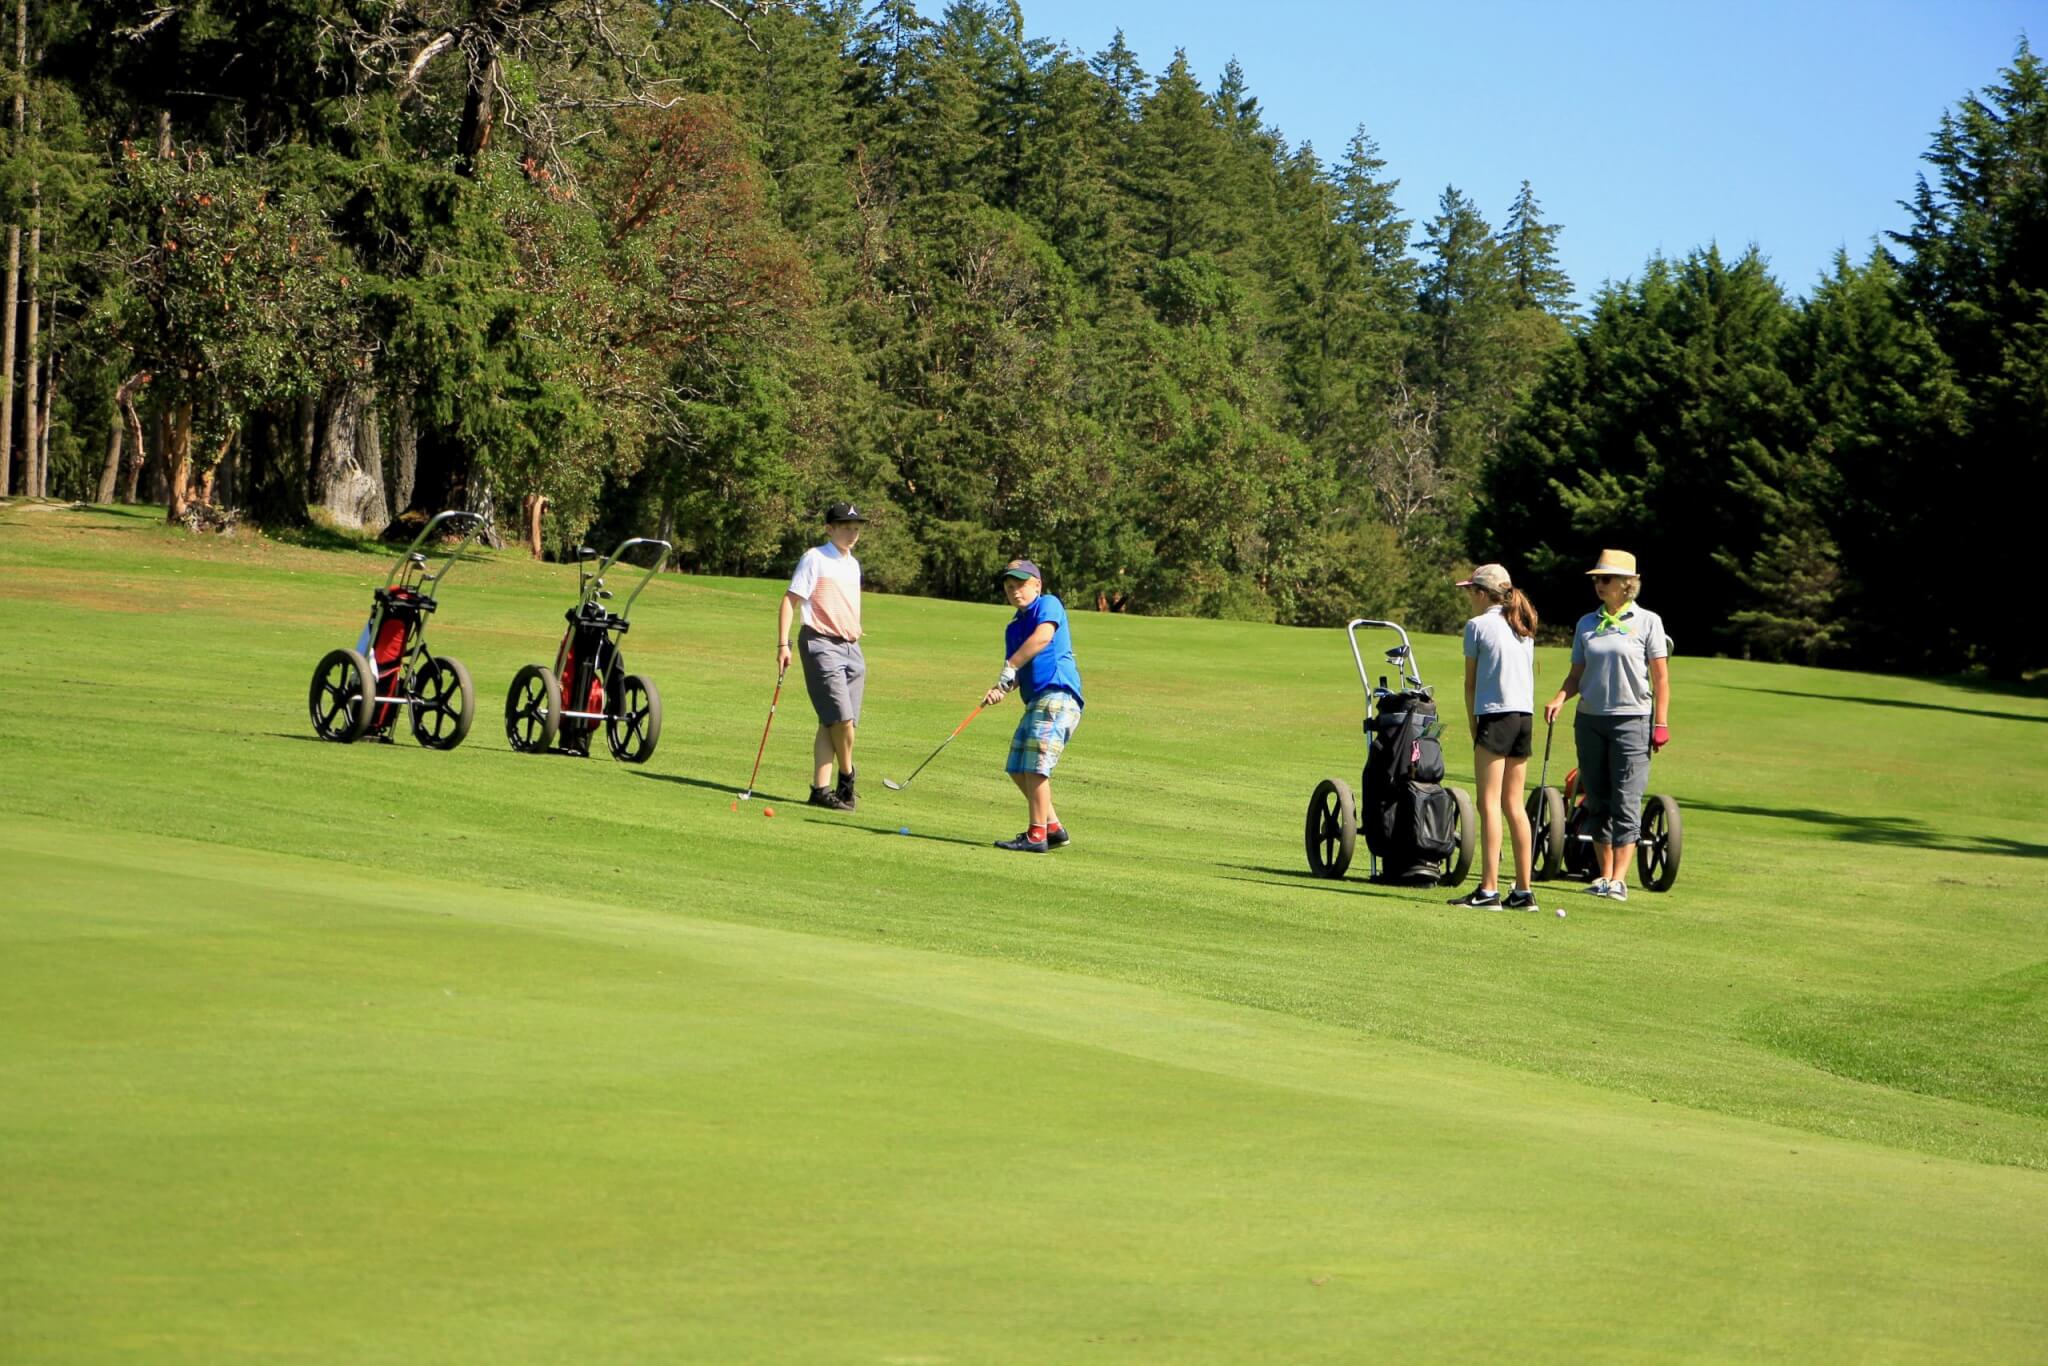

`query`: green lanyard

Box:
[1597,600,1635,634]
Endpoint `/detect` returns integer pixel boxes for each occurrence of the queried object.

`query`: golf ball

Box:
[1556,908,1567,918]
[899,826,910,836]
[762,806,775,818]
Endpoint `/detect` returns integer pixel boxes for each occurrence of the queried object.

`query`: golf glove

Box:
[996,663,1018,694]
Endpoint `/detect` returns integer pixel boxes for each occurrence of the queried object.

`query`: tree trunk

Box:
[523,493,546,558]
[163,400,193,523]
[386,391,416,513]
[1,0,22,496]
[115,376,146,503]
[35,345,54,497]
[97,388,123,505]
[455,55,500,178]
[311,380,387,529]
[0,225,17,497]
[21,135,38,498]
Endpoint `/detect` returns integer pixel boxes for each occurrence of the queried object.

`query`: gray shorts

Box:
[1575,712,1651,845]
[799,627,864,726]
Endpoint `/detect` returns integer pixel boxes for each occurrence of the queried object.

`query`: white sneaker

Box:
[1585,878,1613,896]
[1605,882,1629,903]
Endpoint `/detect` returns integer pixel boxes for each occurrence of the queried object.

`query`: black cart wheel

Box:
[1562,802,1598,881]
[1637,794,1683,892]
[1441,786,1478,886]
[309,648,377,743]
[505,664,562,754]
[410,654,475,750]
[606,673,662,763]
[1304,778,1356,879]
[1527,786,1566,880]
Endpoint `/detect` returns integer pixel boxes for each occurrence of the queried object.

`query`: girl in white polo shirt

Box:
[1448,563,1540,911]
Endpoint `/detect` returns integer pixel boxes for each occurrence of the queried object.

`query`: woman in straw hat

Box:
[1541,550,1672,903]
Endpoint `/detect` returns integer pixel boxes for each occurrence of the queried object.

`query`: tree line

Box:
[0,3,2040,675]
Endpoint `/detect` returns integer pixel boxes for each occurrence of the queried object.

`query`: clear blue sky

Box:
[1003,0,2042,302]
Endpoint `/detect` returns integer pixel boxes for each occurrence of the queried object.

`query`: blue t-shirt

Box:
[1006,593,1084,707]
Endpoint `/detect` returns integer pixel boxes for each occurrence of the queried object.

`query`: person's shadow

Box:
[631,771,794,804]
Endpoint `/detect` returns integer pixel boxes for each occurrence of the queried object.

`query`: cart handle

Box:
[385,510,489,594]
[1344,619,1426,702]
[580,537,673,621]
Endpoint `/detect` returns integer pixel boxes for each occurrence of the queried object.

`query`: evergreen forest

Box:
[2,2,2042,675]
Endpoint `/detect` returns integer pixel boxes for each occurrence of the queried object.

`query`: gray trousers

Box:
[1575,713,1651,845]
[799,626,865,726]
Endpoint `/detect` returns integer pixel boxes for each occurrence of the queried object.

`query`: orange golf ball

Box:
[762,806,775,817]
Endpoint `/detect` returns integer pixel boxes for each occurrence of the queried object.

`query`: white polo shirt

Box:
[788,543,862,641]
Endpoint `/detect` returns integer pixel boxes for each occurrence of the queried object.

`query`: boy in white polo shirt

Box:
[777,503,867,810]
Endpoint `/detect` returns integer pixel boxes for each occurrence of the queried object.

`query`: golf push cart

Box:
[503,537,671,762]
[308,510,486,748]
[1523,720,1683,892]
[1304,619,1476,886]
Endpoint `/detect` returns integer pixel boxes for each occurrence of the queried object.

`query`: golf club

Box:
[1538,713,1555,789]
[735,663,788,807]
[882,702,985,790]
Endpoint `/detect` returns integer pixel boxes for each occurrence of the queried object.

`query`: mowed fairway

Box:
[3,503,2045,1362]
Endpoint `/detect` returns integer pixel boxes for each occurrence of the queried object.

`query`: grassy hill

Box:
[3,501,2044,1361]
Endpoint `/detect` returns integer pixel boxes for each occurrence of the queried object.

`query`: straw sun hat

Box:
[1585,549,1638,576]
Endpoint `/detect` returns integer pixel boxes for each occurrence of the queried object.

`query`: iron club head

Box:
[882,778,906,791]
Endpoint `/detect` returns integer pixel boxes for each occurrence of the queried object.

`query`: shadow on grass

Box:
[1721,684,2047,726]
[1686,800,2048,860]
[265,522,396,557]
[1217,864,1411,900]
[816,821,987,850]
[630,771,794,805]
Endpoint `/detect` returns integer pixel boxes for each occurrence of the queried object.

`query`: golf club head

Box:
[882,778,906,790]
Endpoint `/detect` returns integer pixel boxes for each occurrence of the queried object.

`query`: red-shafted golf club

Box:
[734,663,788,808]
[882,702,986,791]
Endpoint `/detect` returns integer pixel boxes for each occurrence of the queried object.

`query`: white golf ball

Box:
[1556,908,1567,918]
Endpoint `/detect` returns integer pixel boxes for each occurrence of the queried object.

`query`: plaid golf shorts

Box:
[1006,691,1082,776]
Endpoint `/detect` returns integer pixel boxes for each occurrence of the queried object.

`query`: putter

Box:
[735,663,788,807]
[882,702,985,790]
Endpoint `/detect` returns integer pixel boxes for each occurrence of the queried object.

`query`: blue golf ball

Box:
[899,826,910,836]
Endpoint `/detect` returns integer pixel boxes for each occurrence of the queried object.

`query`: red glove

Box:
[1651,724,1670,753]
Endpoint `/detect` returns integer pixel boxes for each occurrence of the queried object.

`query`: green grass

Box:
[3,500,2046,1361]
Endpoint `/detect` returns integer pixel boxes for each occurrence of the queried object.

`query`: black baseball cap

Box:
[996,559,1042,582]
[824,502,869,524]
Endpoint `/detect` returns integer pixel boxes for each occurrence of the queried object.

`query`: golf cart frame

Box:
[307,510,486,748]
[1303,619,1476,885]
[504,536,671,762]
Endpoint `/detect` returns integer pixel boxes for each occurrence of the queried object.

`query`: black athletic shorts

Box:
[1474,711,1533,758]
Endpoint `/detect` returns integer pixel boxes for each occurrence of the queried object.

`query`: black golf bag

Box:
[554,601,622,756]
[1359,690,1459,883]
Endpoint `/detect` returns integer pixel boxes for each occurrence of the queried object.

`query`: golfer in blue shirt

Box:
[981,559,1084,853]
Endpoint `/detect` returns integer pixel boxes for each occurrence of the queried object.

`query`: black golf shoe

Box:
[807,785,852,811]
[1045,827,1071,849]
[835,769,858,811]
[1504,889,1540,912]
[1446,887,1503,909]
[994,831,1050,853]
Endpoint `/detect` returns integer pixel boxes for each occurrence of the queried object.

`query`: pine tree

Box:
[1502,179,1574,317]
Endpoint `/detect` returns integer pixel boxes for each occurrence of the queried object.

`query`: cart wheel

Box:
[409,655,475,750]
[1562,801,1598,881]
[308,648,377,743]
[1526,786,1566,880]
[1637,794,1683,892]
[505,664,562,754]
[1304,778,1356,879]
[1441,786,1478,886]
[606,673,662,763]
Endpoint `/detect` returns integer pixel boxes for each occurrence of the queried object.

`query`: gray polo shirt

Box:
[1571,604,1670,715]
[1462,607,1535,715]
